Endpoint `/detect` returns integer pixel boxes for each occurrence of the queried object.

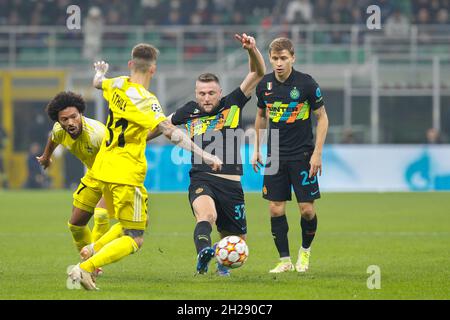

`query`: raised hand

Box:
[235,33,256,50]
[93,60,109,75]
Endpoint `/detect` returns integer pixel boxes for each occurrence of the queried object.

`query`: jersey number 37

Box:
[106,108,128,148]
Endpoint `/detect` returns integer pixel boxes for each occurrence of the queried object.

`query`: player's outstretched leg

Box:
[80,222,123,260]
[79,222,123,277]
[79,230,139,273]
[193,220,215,274]
[68,226,141,290]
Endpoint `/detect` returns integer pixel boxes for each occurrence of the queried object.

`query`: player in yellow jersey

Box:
[37,91,111,267]
[67,43,222,290]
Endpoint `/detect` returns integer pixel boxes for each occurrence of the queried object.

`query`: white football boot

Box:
[295,247,311,272]
[269,258,295,273]
[67,263,98,291]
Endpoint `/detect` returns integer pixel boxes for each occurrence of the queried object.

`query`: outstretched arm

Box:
[36,134,58,169]
[146,114,173,142]
[235,33,266,98]
[156,120,223,171]
[93,61,109,89]
[146,127,162,142]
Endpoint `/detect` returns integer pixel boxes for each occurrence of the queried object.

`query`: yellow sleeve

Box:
[148,96,167,131]
[137,96,167,131]
[51,122,64,144]
[101,78,115,101]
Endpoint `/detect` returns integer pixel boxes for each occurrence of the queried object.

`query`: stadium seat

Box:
[17,48,49,66]
[158,47,179,65]
[102,48,130,64]
[357,49,365,64]
[55,48,82,65]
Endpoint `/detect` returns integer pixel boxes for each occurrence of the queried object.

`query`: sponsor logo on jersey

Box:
[186,105,240,137]
[265,100,310,123]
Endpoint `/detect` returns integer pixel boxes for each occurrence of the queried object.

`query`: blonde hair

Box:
[269,37,295,56]
[197,73,220,84]
[131,43,159,73]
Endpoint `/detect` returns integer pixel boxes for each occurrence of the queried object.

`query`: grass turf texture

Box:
[0,191,449,300]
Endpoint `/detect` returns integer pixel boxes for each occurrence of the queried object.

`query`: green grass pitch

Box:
[0,191,449,300]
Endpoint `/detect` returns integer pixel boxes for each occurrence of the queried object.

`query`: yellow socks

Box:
[67,222,92,252]
[91,208,110,242]
[80,235,138,272]
[93,222,124,253]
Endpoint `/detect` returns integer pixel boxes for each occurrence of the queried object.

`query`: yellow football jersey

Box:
[51,116,105,169]
[91,76,167,186]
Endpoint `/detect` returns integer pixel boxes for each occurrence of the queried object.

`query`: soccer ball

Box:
[215,236,249,269]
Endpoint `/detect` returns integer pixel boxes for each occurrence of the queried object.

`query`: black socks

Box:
[271,215,290,258]
[301,215,318,249]
[193,221,212,254]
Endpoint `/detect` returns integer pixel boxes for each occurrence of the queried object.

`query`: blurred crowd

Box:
[0,0,449,26]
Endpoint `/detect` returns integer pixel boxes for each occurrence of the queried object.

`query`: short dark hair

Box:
[131,43,159,73]
[197,73,220,84]
[269,37,295,56]
[45,91,86,121]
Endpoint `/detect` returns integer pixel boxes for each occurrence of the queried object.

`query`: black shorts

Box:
[188,172,247,235]
[263,152,321,203]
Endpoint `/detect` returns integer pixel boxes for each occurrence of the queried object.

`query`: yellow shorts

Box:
[72,172,104,213]
[101,182,148,231]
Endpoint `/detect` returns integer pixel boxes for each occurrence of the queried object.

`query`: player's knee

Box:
[70,206,93,226]
[197,214,216,225]
[123,229,145,248]
[269,201,285,217]
[68,215,90,226]
[299,203,315,219]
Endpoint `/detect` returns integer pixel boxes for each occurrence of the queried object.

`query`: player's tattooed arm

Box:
[93,61,109,89]
[146,127,162,141]
[146,114,173,142]
[36,134,58,169]
[235,33,266,98]
[157,119,223,171]
[310,106,329,178]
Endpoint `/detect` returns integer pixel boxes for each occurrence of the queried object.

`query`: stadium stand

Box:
[0,0,449,190]
[0,0,448,27]
[1,0,449,67]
